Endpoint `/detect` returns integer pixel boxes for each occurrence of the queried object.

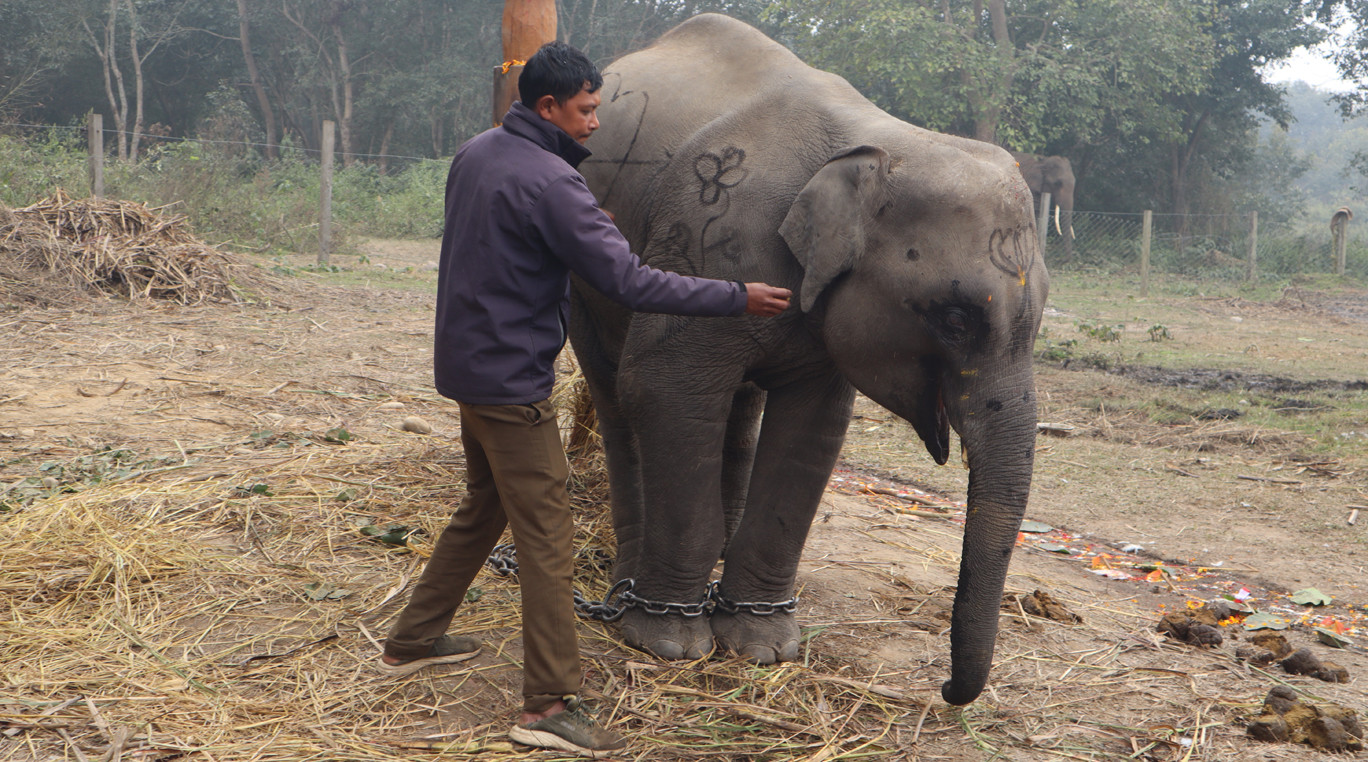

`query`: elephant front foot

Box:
[619,609,714,661]
[711,610,800,664]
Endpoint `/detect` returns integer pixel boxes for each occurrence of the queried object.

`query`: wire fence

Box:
[4,120,1364,281]
[1045,211,1365,281]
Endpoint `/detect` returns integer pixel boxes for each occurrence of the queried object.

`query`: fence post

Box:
[319,119,335,266]
[88,113,104,198]
[1140,210,1152,297]
[1037,191,1051,256]
[1332,207,1352,276]
[1245,211,1258,284]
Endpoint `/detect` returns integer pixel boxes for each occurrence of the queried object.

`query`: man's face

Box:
[536,85,601,144]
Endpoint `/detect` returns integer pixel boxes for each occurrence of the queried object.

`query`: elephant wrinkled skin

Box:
[572,14,1048,706]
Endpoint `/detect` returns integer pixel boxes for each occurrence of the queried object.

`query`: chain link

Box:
[573,578,635,622]
[619,582,715,618]
[710,583,800,616]
[485,542,519,577]
[483,546,798,621]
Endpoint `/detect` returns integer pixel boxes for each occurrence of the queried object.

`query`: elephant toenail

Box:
[647,639,686,660]
[739,644,778,664]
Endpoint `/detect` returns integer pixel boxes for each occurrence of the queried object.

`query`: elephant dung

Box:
[1280,648,1351,683]
[1157,612,1222,646]
[1235,645,1278,665]
[1248,631,1292,659]
[1246,686,1363,752]
[1010,589,1082,624]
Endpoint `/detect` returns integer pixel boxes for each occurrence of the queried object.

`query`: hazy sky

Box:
[1264,45,1353,92]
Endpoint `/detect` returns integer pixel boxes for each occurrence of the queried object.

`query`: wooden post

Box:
[1332,207,1352,276]
[1140,209,1152,297]
[319,120,335,265]
[493,0,557,126]
[88,113,104,198]
[1037,191,1051,255]
[1245,210,1258,284]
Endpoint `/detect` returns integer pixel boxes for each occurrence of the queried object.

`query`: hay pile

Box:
[0,189,257,305]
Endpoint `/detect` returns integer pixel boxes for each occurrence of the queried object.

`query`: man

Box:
[379,40,791,758]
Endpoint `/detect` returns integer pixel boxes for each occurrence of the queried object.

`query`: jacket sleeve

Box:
[531,174,748,317]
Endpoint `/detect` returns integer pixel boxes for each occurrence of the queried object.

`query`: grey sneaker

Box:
[377,634,480,677]
[508,696,626,758]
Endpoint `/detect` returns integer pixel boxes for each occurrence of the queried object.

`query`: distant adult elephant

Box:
[1010,152,1076,261]
[573,14,1048,706]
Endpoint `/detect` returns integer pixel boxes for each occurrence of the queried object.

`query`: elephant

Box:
[572,13,1048,706]
[1010,152,1076,262]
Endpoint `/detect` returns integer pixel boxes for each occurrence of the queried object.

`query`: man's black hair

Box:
[519,41,603,107]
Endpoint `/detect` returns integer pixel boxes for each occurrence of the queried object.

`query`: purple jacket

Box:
[434,101,747,405]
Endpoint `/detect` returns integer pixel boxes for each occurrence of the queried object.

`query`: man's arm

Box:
[535,176,790,317]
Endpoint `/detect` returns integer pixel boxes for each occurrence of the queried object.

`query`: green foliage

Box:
[1147,324,1173,342]
[1077,322,1123,342]
[1,130,446,253]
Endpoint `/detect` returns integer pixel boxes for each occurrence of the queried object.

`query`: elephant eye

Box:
[943,308,967,333]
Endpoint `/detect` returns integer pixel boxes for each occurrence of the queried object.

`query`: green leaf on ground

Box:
[1314,627,1353,648]
[1019,520,1053,533]
[304,581,352,601]
[1290,587,1332,606]
[324,427,353,443]
[360,524,413,546]
[1243,613,1289,630]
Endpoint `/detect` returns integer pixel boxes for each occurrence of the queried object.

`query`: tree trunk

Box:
[330,11,355,167]
[430,108,443,156]
[85,0,130,161]
[377,120,394,174]
[236,0,278,160]
[125,0,145,161]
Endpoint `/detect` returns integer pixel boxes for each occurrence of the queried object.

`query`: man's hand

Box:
[744,283,792,317]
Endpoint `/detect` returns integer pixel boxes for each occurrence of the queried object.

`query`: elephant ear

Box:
[779,146,890,313]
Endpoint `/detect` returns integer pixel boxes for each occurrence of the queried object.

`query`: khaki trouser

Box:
[384,399,579,713]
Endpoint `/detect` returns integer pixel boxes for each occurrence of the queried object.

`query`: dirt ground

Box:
[2,238,1367,761]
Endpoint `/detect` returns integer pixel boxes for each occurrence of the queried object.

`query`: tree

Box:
[81,0,193,160]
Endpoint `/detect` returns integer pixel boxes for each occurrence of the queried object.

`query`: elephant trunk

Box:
[940,382,1037,706]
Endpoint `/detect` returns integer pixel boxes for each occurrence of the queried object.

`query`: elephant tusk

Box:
[960,442,969,470]
[1054,205,1061,236]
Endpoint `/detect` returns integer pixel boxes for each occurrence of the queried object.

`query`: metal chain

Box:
[572,578,635,622]
[618,582,715,618]
[710,583,800,616]
[485,543,519,577]
[483,546,797,621]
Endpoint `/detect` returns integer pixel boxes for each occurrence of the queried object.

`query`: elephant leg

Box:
[721,383,765,558]
[567,294,645,582]
[713,371,854,663]
[615,360,736,660]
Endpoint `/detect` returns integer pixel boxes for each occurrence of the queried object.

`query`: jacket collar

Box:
[501,101,592,169]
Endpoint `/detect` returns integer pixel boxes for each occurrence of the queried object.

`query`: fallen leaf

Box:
[1290,587,1332,607]
[1244,613,1289,631]
[1019,520,1053,533]
[1314,627,1354,649]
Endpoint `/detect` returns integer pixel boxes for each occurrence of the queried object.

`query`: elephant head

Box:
[782,142,1048,705]
[1011,152,1075,262]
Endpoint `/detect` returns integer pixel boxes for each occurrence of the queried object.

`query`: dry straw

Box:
[0,189,260,305]
[3,301,1364,759]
